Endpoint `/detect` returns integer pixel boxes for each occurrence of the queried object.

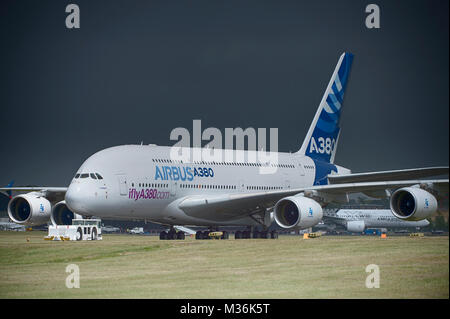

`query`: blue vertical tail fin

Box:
[297,52,353,164]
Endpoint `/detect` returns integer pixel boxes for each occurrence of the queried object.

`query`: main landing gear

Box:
[195,230,230,240]
[159,227,185,240]
[195,227,278,240]
[159,227,279,240]
[234,227,278,239]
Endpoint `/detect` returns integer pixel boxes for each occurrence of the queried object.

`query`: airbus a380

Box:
[2,53,448,240]
[321,209,430,233]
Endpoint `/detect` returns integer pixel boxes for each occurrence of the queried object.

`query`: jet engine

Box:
[274,195,323,229]
[346,220,365,232]
[390,187,438,221]
[51,201,82,225]
[7,193,51,226]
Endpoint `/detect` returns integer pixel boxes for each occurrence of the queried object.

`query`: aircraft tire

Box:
[168,231,177,240]
[76,227,83,241]
[177,232,185,240]
[260,231,269,239]
[91,227,98,240]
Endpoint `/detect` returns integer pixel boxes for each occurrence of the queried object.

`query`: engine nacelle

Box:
[346,220,365,232]
[51,201,82,225]
[274,195,323,229]
[390,187,438,221]
[7,193,51,226]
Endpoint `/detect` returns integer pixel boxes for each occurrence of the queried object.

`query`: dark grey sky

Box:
[1,0,448,186]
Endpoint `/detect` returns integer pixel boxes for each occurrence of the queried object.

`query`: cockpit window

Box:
[90,173,97,179]
[75,174,80,179]
[80,173,89,178]
[96,173,103,180]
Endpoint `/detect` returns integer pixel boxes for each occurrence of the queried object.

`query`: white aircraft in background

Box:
[1,52,448,240]
[320,209,430,233]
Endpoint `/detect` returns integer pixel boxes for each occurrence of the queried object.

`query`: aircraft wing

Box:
[327,167,448,184]
[178,179,449,221]
[321,214,347,227]
[0,187,67,202]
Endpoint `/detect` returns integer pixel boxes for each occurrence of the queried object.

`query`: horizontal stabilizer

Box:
[328,167,449,184]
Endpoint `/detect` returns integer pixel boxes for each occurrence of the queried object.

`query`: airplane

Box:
[1,52,448,240]
[319,208,430,233]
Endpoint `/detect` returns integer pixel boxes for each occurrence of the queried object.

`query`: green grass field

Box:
[0,231,448,298]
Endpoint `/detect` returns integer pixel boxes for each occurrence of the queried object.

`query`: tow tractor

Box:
[45,219,102,241]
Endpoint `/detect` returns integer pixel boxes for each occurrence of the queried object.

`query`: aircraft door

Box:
[298,163,305,176]
[284,179,291,190]
[117,175,128,196]
[170,180,177,197]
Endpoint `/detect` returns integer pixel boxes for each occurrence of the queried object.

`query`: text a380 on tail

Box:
[1,53,448,240]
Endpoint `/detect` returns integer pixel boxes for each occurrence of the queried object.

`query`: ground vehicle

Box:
[128,227,144,234]
[45,219,102,241]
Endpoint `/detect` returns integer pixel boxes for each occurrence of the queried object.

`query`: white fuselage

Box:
[65,144,339,226]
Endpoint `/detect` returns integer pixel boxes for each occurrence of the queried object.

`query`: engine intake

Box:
[390,187,438,221]
[51,201,82,225]
[274,196,323,229]
[8,193,51,226]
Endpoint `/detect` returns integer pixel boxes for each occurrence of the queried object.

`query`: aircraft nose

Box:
[65,184,90,215]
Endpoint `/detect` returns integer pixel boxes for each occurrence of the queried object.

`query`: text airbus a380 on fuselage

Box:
[2,52,448,240]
